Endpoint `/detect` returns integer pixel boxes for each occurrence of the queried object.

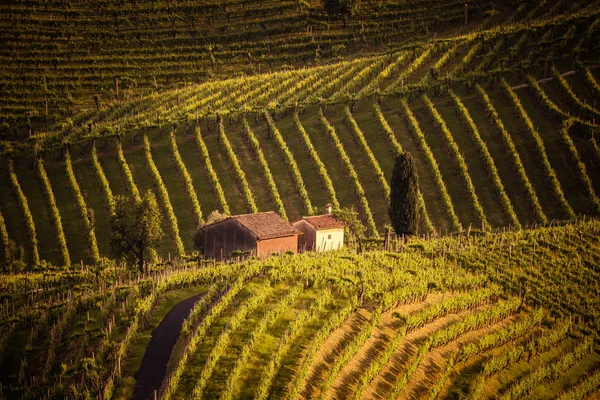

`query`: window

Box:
[328,234,332,239]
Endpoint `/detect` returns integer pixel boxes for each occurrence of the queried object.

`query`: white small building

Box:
[293,207,345,252]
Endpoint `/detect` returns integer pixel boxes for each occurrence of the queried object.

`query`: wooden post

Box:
[464,4,468,26]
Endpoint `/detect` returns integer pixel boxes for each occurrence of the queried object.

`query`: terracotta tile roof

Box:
[300,214,345,230]
[233,212,301,240]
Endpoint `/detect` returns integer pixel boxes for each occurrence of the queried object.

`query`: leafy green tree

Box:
[332,207,366,252]
[389,151,420,236]
[110,191,163,273]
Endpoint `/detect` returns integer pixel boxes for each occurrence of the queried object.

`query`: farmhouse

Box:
[202,211,300,260]
[293,205,345,252]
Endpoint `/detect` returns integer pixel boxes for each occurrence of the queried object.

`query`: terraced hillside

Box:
[0,219,599,399]
[0,0,600,267]
[1,0,498,130]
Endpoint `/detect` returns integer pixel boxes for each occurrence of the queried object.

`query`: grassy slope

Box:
[412,99,480,229]
[462,96,535,226]
[436,96,509,227]
[379,101,452,233]
[45,160,90,264]
[0,161,31,264]
[518,86,596,216]
[14,163,61,265]
[174,132,220,216]
[490,91,567,221]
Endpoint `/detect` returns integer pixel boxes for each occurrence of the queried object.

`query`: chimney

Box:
[325,203,332,214]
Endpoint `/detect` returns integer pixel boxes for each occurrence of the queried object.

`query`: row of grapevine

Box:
[91,144,115,212]
[116,140,141,202]
[344,106,389,198]
[293,113,339,209]
[526,74,598,129]
[319,109,378,235]
[430,297,521,348]
[557,119,600,213]
[352,289,500,399]
[0,211,9,263]
[458,308,545,361]
[401,99,462,231]
[162,278,245,400]
[65,152,100,262]
[318,307,382,399]
[499,337,594,400]
[451,41,483,76]
[389,337,431,398]
[427,351,457,400]
[219,284,304,399]
[551,66,600,120]
[143,135,186,256]
[475,84,547,223]
[372,104,434,234]
[422,94,489,230]
[287,298,359,399]
[501,78,576,219]
[584,67,600,97]
[264,111,314,215]
[217,116,258,213]
[195,127,230,214]
[254,290,333,400]
[8,161,40,265]
[358,52,409,96]
[388,45,434,91]
[37,158,70,267]
[241,117,287,220]
[449,90,520,228]
[169,131,203,225]
[330,57,388,101]
[191,283,273,398]
[557,368,600,400]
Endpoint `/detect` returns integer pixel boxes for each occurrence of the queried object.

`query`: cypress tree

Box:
[389,151,420,236]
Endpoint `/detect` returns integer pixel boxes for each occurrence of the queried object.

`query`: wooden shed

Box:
[202,212,301,260]
[293,213,345,252]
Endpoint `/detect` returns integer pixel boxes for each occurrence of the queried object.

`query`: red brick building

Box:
[202,212,300,260]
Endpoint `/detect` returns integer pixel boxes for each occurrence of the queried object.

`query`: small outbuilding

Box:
[202,211,301,260]
[293,205,345,252]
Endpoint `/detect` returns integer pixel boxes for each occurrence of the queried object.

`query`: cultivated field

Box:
[1,0,600,399]
[1,219,599,399]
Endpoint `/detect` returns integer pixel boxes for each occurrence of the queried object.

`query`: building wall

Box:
[293,220,316,252]
[204,219,257,260]
[257,235,298,257]
[315,228,344,252]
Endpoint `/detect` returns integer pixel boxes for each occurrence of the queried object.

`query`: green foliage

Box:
[502,78,576,219]
[389,152,420,236]
[109,191,164,273]
[65,151,100,262]
[195,127,230,215]
[143,134,185,256]
[217,115,258,214]
[401,99,461,232]
[8,160,40,266]
[475,84,548,224]
[38,158,70,267]
[332,207,366,251]
[320,109,377,236]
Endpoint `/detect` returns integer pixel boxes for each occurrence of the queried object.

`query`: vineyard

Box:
[0,219,598,399]
[1,0,600,398]
[1,0,600,264]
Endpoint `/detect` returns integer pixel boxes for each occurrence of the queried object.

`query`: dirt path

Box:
[131,293,203,400]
